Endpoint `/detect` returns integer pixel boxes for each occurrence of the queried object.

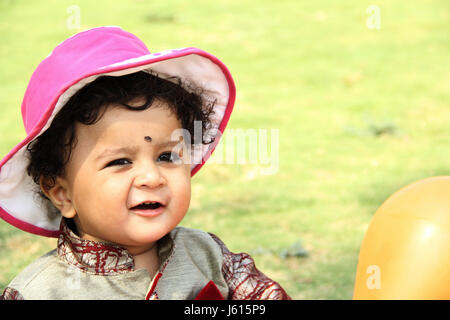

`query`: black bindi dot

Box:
[144,136,152,142]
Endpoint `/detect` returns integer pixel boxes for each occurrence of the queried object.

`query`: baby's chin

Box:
[117,224,176,249]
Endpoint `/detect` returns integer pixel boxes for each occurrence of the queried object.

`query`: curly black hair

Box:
[26,70,216,199]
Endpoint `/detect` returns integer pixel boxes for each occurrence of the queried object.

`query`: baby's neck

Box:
[130,244,160,278]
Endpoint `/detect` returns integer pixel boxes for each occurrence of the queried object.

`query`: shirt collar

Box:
[57,219,174,275]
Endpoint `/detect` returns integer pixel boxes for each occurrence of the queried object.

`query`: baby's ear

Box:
[39,176,76,219]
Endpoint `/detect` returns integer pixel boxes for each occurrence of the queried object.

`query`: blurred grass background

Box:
[0,0,449,299]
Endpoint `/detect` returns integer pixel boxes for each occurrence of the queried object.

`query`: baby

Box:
[0,27,290,300]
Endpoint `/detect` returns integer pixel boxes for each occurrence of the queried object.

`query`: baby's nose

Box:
[134,164,165,189]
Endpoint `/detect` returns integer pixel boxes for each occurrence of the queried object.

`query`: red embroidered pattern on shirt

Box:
[209,233,291,300]
[0,287,24,300]
[57,221,134,275]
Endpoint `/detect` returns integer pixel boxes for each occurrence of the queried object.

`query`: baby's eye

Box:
[105,158,132,168]
[158,152,182,164]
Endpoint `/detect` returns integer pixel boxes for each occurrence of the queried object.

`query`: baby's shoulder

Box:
[171,225,216,241]
[169,226,229,260]
[6,249,60,297]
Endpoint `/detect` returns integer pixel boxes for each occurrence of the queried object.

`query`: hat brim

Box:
[0,48,236,237]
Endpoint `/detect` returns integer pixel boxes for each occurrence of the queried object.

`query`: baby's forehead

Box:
[73,103,183,148]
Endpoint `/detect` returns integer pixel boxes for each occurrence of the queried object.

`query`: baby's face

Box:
[55,99,191,253]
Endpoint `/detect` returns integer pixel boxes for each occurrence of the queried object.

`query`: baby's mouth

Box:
[131,202,164,210]
[130,201,166,217]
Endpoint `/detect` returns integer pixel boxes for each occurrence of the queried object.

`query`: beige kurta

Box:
[1,221,290,300]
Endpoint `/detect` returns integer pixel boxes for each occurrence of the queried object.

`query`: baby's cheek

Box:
[177,175,191,211]
[101,180,129,202]
[88,180,126,213]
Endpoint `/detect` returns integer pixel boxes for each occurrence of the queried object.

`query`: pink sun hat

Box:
[0,26,236,237]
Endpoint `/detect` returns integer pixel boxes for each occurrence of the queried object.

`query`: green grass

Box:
[0,0,449,299]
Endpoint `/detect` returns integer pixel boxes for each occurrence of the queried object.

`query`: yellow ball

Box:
[353,176,450,299]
